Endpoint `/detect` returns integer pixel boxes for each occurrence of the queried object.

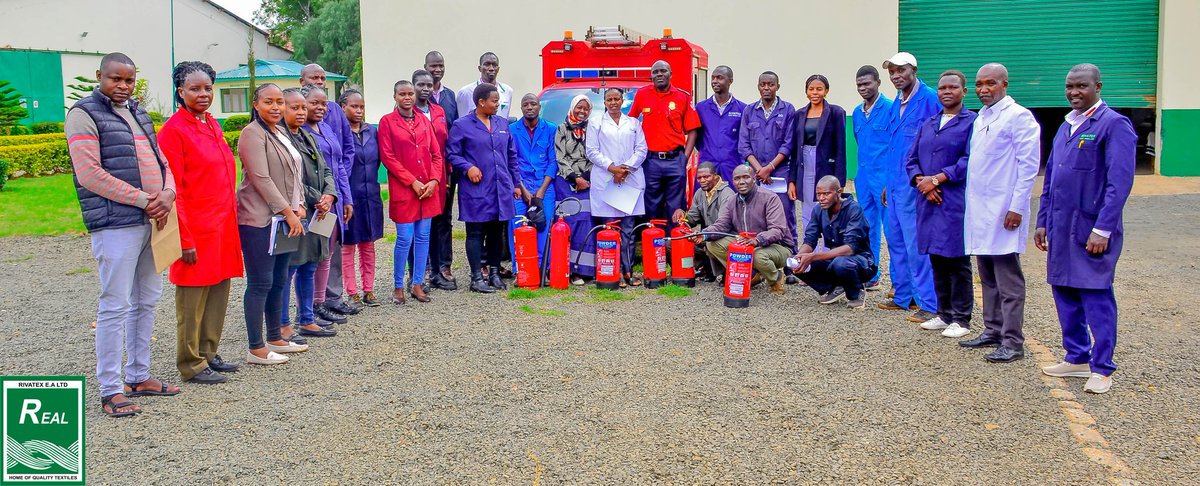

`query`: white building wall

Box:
[361,0,899,123]
[3,0,291,114]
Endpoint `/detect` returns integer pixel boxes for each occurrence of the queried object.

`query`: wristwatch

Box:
[930,176,940,186]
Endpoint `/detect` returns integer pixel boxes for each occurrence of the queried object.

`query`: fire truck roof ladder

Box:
[586,26,651,46]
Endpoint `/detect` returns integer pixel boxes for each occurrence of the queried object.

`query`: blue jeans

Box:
[798,254,875,300]
[394,218,432,287]
[240,224,289,350]
[89,224,161,398]
[283,262,318,324]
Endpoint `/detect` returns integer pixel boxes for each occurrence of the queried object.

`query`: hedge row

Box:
[0,142,71,176]
[0,133,66,146]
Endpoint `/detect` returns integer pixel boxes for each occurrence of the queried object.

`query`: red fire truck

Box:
[538,26,710,198]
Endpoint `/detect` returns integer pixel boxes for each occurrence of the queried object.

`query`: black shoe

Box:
[488,267,507,290]
[208,355,239,373]
[297,324,337,337]
[314,316,336,329]
[469,271,495,293]
[985,345,1025,363]
[697,273,716,283]
[328,301,361,315]
[431,273,458,291]
[187,367,227,384]
[285,334,308,345]
[818,287,846,304]
[959,335,1001,348]
[497,266,515,279]
[785,275,800,285]
[315,306,348,324]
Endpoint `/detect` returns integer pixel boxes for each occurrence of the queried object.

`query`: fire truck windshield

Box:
[537,88,636,125]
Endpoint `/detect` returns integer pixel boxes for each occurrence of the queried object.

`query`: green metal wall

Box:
[0,50,66,124]
[899,0,1159,108]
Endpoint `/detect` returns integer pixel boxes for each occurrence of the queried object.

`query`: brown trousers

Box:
[175,279,231,380]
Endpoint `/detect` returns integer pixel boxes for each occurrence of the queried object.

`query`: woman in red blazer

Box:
[379,80,445,304]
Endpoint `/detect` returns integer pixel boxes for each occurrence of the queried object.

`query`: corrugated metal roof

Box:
[216,59,347,82]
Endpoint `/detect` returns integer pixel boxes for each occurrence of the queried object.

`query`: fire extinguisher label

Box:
[679,257,693,269]
[653,238,665,247]
[729,282,744,295]
[730,252,753,263]
[597,240,618,250]
[599,264,614,275]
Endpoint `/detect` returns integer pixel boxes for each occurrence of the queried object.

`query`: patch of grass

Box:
[1,254,33,263]
[560,295,578,303]
[0,174,85,237]
[519,304,565,317]
[452,228,466,240]
[656,284,692,299]
[506,287,566,299]
[588,288,634,302]
[65,267,91,275]
[632,262,644,273]
[383,232,396,242]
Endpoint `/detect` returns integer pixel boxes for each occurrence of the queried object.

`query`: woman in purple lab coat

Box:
[446,83,525,294]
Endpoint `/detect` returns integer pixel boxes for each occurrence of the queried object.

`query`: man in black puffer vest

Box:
[66,52,181,417]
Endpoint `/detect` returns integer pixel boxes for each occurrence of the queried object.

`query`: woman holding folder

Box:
[586,88,648,287]
[158,61,243,384]
[280,88,338,339]
[236,83,309,365]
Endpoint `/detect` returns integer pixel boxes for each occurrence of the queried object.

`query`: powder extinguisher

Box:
[723,232,757,308]
[669,225,696,287]
[512,216,540,290]
[636,219,668,289]
[594,220,623,290]
[547,215,572,289]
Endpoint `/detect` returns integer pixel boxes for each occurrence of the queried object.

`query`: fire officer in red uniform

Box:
[628,60,702,227]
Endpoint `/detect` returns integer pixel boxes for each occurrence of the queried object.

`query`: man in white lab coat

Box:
[957,63,1041,363]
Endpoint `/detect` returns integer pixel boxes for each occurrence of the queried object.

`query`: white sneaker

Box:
[1041,361,1092,378]
[246,350,289,365]
[265,341,309,354]
[941,322,970,338]
[1084,373,1112,394]
[919,316,948,330]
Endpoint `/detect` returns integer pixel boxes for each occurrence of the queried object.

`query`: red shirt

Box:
[628,85,701,152]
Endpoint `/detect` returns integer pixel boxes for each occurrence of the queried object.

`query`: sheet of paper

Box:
[150,207,182,273]
[307,211,336,237]
[601,180,641,214]
[764,176,788,194]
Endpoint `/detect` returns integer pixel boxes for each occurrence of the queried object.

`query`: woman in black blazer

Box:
[788,74,847,241]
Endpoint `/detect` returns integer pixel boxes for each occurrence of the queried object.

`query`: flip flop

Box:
[124,378,180,397]
[100,394,140,418]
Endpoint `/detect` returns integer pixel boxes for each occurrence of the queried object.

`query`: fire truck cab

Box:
[537,26,710,125]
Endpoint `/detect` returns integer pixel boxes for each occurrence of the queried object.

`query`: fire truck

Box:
[538,26,710,198]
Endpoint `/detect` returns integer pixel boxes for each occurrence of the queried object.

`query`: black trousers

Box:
[977,253,1026,348]
[465,220,505,274]
[427,170,457,274]
[929,254,973,326]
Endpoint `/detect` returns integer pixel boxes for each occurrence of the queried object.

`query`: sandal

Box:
[124,378,181,397]
[100,393,140,417]
[627,275,643,287]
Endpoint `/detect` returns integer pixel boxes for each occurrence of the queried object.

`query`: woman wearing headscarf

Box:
[379,80,446,303]
[447,83,524,293]
[236,83,309,365]
[279,88,338,339]
[554,94,596,284]
[338,89,384,307]
[586,88,648,288]
[158,61,243,383]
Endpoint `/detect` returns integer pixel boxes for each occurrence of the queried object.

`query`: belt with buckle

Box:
[648,147,684,160]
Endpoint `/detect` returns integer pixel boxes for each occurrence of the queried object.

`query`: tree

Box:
[66,75,98,102]
[289,0,361,84]
[255,0,360,84]
[0,80,29,130]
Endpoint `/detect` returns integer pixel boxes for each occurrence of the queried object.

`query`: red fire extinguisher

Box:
[513,217,540,290]
[548,215,571,290]
[638,219,668,289]
[723,232,757,308]
[670,225,696,287]
[594,220,622,290]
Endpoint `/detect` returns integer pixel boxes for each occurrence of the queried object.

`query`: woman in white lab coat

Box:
[586,88,648,287]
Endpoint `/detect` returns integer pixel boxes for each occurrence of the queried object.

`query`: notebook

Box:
[269,215,303,255]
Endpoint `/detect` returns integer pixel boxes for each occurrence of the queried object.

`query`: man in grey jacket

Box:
[698,164,794,295]
[674,162,734,281]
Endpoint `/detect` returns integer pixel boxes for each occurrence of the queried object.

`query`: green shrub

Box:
[0,133,65,146]
[0,159,9,190]
[147,111,164,124]
[222,114,251,132]
[0,142,71,175]
[2,125,32,136]
[223,131,240,150]
[30,122,64,134]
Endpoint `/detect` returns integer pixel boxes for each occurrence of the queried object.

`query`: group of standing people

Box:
[68,47,1135,417]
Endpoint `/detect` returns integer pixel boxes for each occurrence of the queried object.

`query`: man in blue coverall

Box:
[850,65,893,292]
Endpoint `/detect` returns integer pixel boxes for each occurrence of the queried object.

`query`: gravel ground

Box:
[0,195,1197,484]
